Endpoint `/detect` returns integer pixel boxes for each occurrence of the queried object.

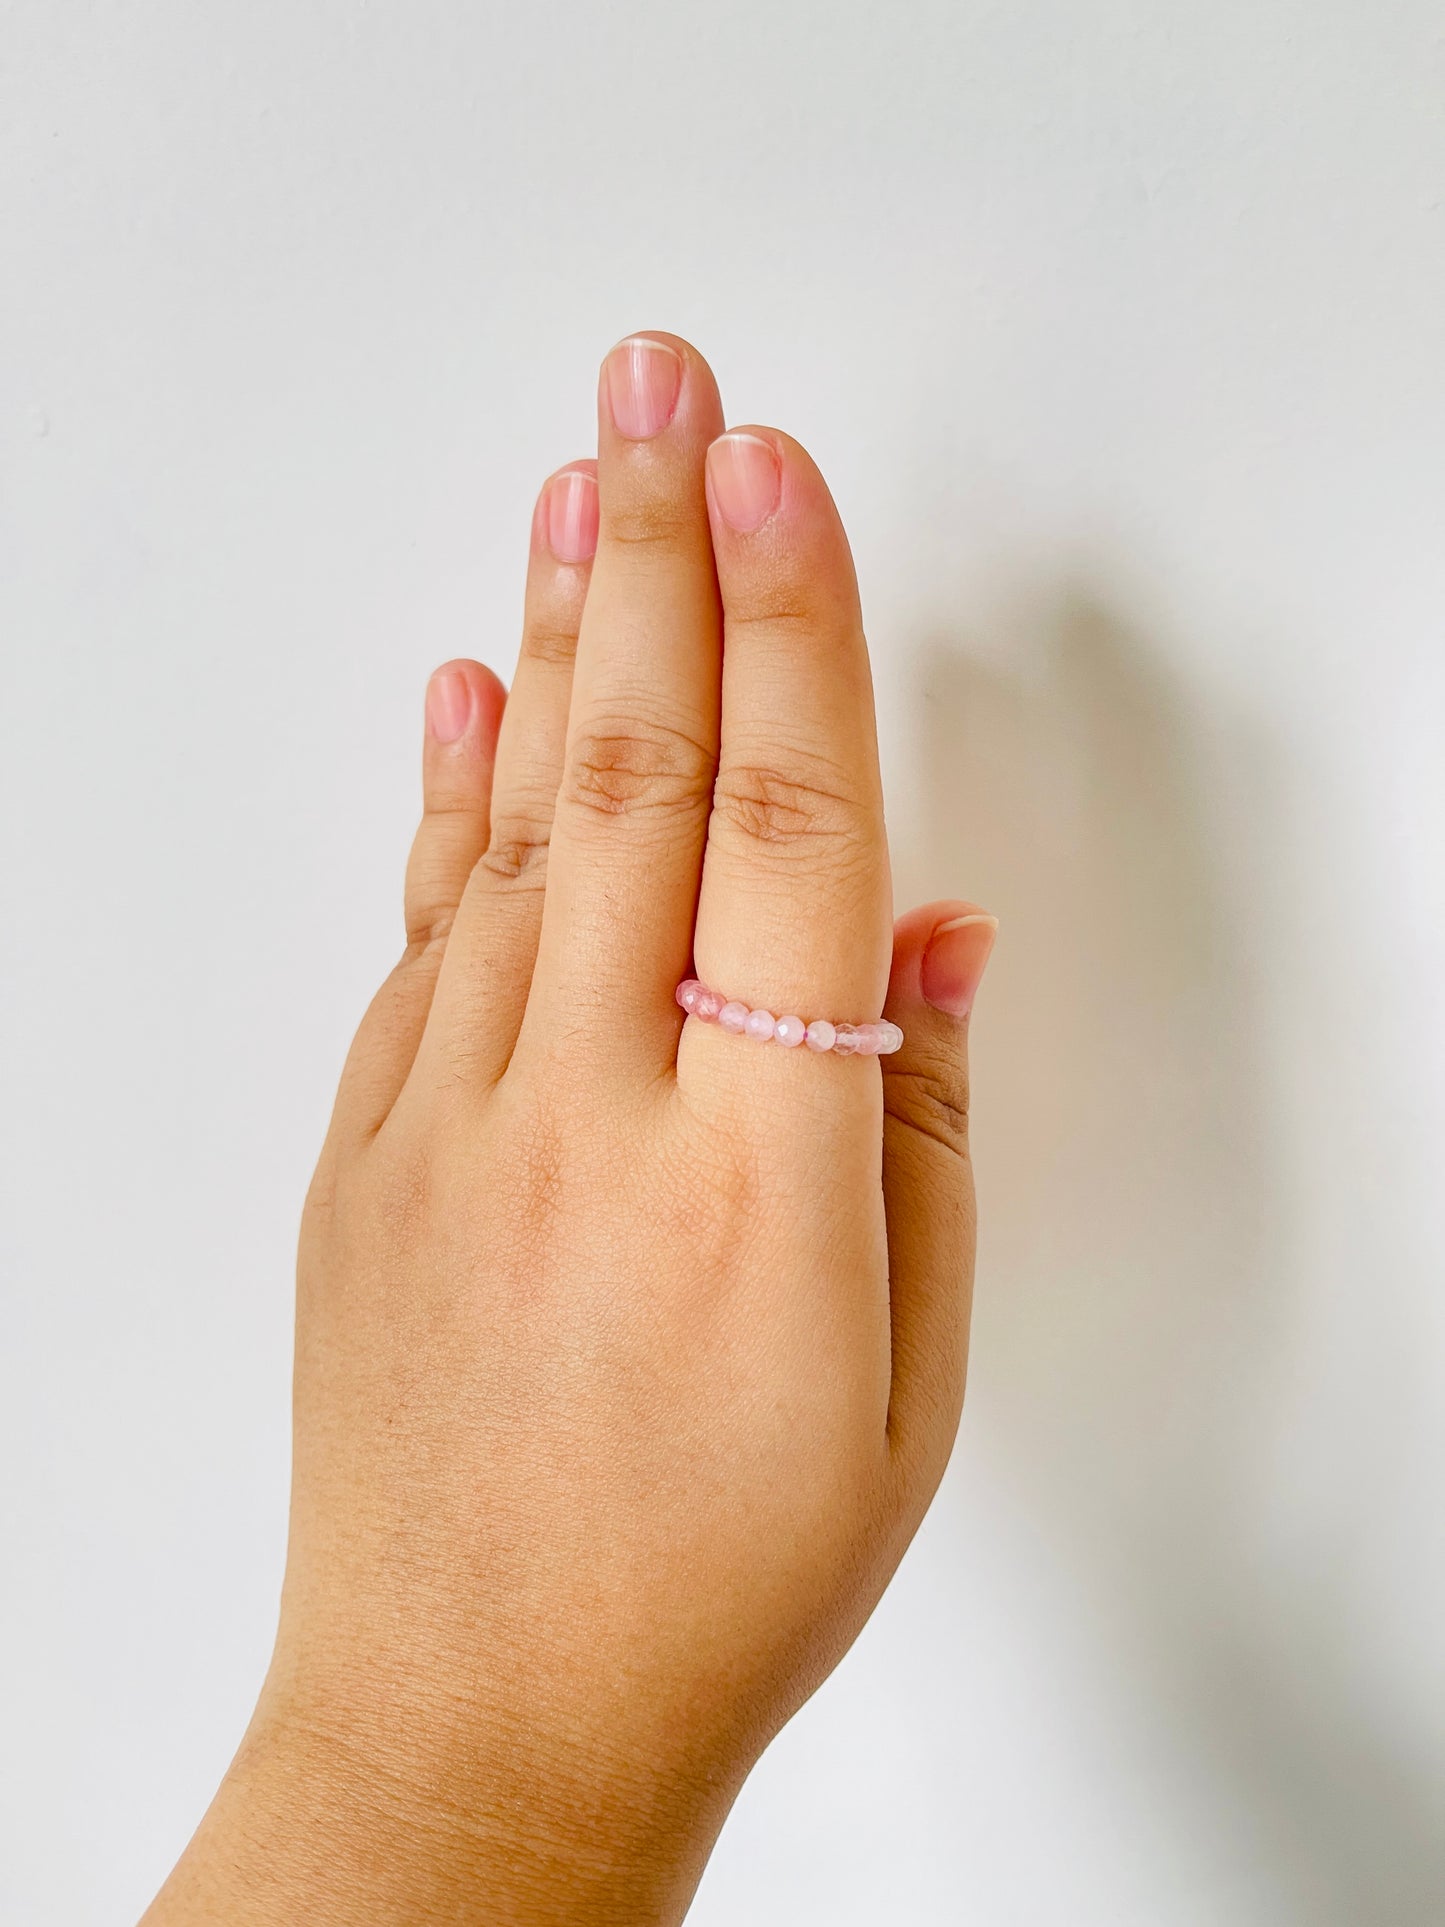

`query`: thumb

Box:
[880,901,997,1489]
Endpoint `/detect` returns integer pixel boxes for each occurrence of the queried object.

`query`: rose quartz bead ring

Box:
[675,979,903,1056]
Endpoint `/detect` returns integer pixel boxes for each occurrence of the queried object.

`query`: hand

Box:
[144,334,996,1926]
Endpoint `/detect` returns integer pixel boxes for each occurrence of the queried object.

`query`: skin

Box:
[142,334,997,1926]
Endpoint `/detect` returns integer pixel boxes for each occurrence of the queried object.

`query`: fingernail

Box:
[426,667,473,745]
[707,432,782,533]
[544,468,599,564]
[604,336,682,440]
[921,914,998,1017]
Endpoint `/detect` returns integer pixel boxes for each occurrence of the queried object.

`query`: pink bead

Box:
[676,981,898,1058]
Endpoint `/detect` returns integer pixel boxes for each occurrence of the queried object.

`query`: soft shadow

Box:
[903,587,1442,1924]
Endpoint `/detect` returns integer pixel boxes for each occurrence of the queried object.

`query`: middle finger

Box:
[515,333,725,1080]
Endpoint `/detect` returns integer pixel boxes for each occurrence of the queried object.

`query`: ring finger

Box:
[687,428,892,1095]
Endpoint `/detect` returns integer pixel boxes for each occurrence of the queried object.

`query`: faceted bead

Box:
[718,1000,749,1033]
[831,1024,861,1055]
[805,1019,837,1052]
[774,1014,806,1047]
[676,978,703,1012]
[876,1021,904,1054]
[744,1008,776,1041]
[853,1023,886,1054]
[693,987,724,1021]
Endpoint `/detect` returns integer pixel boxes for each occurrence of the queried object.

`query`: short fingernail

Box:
[707,432,782,532]
[604,336,682,440]
[921,913,998,1016]
[426,666,473,745]
[544,468,599,564]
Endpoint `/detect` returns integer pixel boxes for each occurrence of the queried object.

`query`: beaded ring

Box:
[675,979,903,1056]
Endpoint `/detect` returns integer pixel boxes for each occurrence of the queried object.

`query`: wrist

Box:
[144,1667,730,1927]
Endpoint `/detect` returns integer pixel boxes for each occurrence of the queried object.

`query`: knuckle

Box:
[718,594,830,634]
[603,496,696,550]
[885,1058,971,1156]
[520,617,581,668]
[481,807,554,885]
[403,903,457,952]
[710,753,868,855]
[403,813,487,942]
[562,721,714,826]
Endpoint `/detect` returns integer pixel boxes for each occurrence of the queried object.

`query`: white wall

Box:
[3,4,1442,1921]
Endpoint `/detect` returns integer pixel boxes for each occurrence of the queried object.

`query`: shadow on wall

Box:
[901,591,1442,1926]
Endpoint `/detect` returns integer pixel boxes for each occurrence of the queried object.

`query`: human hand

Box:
[145,334,996,1926]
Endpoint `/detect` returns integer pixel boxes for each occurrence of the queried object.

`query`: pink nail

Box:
[920,914,998,1017]
[604,336,682,440]
[707,432,782,533]
[545,468,599,564]
[426,667,473,745]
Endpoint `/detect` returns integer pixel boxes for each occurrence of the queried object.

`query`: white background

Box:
[3,4,1443,1921]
